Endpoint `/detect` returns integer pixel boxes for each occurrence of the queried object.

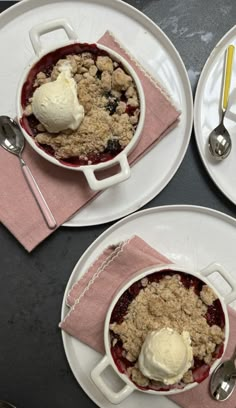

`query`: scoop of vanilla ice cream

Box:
[138,328,193,385]
[32,63,84,133]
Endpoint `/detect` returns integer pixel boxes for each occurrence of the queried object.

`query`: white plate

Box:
[194,26,236,206]
[61,205,236,408]
[0,0,193,227]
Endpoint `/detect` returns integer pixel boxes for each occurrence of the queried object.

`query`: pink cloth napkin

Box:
[0,32,180,252]
[60,235,236,407]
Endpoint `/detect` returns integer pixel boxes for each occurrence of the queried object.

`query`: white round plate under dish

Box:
[61,205,236,408]
[0,0,193,227]
[194,26,236,206]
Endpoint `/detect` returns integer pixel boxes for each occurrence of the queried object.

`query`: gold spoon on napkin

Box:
[0,116,57,230]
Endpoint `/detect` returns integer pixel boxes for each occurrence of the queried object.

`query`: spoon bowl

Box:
[210,347,236,401]
[0,116,24,156]
[208,118,232,160]
[208,44,234,160]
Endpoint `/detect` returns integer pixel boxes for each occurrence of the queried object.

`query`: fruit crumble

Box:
[21,44,141,166]
[109,270,225,390]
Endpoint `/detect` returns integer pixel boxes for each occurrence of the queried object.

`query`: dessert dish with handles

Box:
[91,262,236,404]
[17,19,145,191]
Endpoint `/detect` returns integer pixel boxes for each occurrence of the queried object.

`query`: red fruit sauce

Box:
[110,269,225,392]
[20,43,135,166]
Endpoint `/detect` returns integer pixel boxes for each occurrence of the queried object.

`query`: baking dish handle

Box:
[91,355,134,404]
[29,19,78,56]
[200,262,236,304]
[83,154,131,191]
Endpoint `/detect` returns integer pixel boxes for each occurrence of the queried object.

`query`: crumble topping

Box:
[110,274,225,387]
[200,284,218,306]
[24,52,140,162]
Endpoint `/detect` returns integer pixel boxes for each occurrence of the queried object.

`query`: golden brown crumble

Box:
[200,284,218,306]
[127,366,149,387]
[25,52,140,161]
[110,274,224,387]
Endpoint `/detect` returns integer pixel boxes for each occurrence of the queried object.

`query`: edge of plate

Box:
[194,24,236,206]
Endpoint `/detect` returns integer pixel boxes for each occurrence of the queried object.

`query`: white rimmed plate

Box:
[0,0,193,227]
[61,205,236,408]
[194,26,236,206]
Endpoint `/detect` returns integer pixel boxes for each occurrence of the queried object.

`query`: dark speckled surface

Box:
[0,1,236,408]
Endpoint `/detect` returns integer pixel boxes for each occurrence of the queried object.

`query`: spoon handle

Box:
[222,44,234,111]
[21,160,57,229]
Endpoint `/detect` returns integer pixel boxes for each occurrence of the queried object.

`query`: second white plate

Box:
[194,25,236,206]
[0,0,193,227]
[61,205,236,408]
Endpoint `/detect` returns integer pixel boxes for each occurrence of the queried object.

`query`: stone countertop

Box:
[0,1,236,408]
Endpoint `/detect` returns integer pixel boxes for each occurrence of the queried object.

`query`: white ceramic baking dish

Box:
[91,262,236,404]
[17,19,145,191]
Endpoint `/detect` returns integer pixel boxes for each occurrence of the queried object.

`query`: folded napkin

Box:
[0,32,180,252]
[60,236,236,407]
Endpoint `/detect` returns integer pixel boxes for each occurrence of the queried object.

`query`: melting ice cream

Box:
[32,62,84,133]
[138,328,193,385]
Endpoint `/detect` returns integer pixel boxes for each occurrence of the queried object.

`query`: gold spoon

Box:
[208,44,234,160]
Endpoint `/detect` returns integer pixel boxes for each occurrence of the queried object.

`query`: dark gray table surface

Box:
[1,1,236,407]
